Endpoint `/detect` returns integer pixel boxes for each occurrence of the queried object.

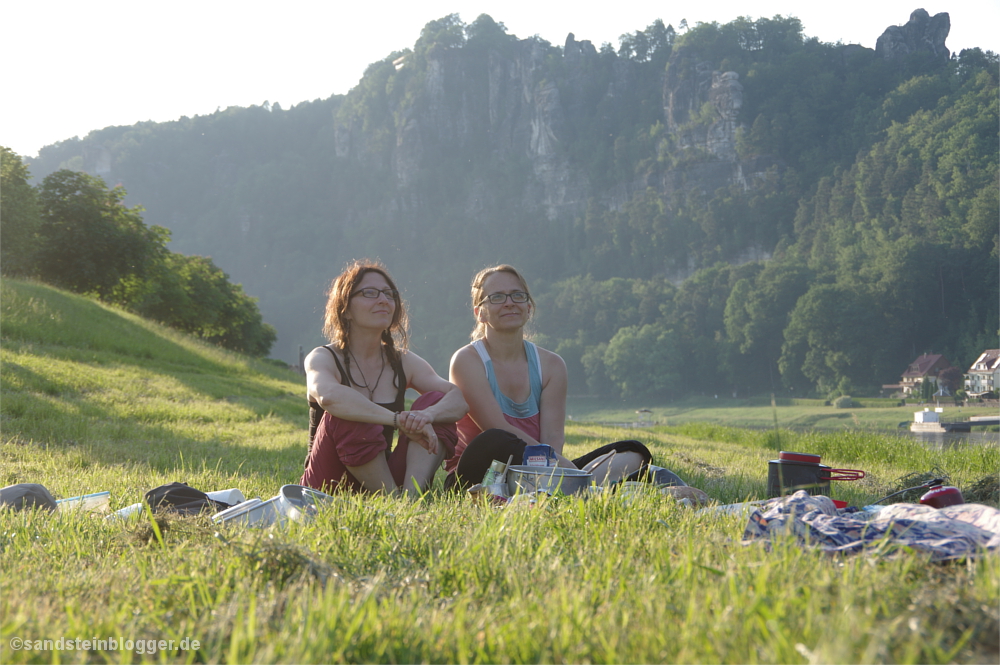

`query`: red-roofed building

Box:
[883,353,952,396]
[964,349,1000,397]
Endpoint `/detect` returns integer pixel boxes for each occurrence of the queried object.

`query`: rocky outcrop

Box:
[663,47,714,133]
[336,9,945,223]
[706,71,743,161]
[663,47,744,162]
[875,9,950,61]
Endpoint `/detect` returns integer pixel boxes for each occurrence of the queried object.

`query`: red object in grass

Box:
[919,486,964,509]
[778,451,822,464]
[832,499,847,509]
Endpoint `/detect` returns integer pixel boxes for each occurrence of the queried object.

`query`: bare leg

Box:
[555,453,577,469]
[346,456,399,495]
[400,444,447,496]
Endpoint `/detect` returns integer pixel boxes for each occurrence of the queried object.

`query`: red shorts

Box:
[300,391,457,492]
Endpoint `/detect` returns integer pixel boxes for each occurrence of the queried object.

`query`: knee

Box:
[410,391,444,411]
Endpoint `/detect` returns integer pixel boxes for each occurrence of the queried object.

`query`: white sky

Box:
[5,1,997,159]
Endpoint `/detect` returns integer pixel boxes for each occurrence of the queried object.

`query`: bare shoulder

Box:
[398,348,426,373]
[305,345,335,363]
[305,345,339,375]
[450,343,486,381]
[450,343,478,365]
[536,345,567,374]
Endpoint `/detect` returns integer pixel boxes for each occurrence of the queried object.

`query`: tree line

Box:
[1,148,276,356]
[535,58,997,400]
[21,14,999,400]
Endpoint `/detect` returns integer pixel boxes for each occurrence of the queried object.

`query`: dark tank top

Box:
[307,345,406,450]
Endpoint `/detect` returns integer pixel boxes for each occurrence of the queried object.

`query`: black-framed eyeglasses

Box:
[352,287,399,301]
[480,291,529,305]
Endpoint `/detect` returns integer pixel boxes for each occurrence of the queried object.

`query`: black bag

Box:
[144,482,232,516]
[0,483,58,512]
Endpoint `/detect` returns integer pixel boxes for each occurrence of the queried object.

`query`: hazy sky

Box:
[5,0,996,159]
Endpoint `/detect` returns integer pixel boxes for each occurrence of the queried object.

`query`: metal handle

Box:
[822,468,865,482]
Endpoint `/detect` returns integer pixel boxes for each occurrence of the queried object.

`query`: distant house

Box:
[882,353,952,396]
[964,349,1000,397]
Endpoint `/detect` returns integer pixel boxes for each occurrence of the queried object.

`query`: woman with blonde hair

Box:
[446,264,685,489]
[301,260,467,495]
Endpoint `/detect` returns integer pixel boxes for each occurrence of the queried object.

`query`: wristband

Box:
[393,412,399,429]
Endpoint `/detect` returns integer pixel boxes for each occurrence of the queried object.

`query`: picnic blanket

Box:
[742,490,1000,561]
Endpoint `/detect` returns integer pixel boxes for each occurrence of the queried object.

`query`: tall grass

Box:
[2,278,998,664]
[664,421,996,471]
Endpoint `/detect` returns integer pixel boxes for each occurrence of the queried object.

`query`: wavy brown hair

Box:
[322,260,409,363]
[469,264,534,341]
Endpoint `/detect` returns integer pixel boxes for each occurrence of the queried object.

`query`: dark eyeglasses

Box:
[352,287,398,301]
[480,291,529,305]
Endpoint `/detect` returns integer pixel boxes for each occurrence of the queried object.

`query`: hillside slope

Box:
[0,278,307,500]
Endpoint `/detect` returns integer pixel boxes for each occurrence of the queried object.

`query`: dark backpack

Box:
[144,482,232,516]
[0,483,58,512]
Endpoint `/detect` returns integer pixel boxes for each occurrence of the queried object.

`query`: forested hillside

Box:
[24,9,998,399]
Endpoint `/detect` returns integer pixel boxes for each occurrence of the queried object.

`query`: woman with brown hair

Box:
[301,260,467,495]
[445,264,686,489]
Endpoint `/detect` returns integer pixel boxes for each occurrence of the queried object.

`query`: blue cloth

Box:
[742,490,1000,561]
[471,339,542,419]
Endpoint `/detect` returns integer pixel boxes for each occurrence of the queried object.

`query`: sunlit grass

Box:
[567,395,999,430]
[2,278,998,663]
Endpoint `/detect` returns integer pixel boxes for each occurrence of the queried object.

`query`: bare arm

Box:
[537,349,568,454]
[305,346,394,426]
[449,345,545,447]
[401,350,468,423]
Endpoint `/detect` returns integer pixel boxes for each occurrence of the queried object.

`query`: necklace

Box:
[347,345,386,401]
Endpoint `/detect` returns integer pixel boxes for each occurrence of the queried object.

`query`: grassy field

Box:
[566,396,999,431]
[2,278,998,664]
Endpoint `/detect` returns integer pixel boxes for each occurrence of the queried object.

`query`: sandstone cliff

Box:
[876,9,950,61]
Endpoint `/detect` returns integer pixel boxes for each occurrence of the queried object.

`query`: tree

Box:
[36,170,168,298]
[779,283,889,394]
[0,147,42,276]
[723,263,813,393]
[415,14,466,57]
[937,366,963,393]
[133,253,276,356]
[604,323,682,399]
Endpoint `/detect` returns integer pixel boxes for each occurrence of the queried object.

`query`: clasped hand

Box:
[397,410,439,455]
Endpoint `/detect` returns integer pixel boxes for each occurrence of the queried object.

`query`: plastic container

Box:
[205,488,246,506]
[211,498,262,523]
[211,498,281,527]
[275,485,334,523]
[766,451,865,498]
[56,491,110,513]
[106,502,145,521]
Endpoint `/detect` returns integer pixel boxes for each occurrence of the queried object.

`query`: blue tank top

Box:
[471,339,543,418]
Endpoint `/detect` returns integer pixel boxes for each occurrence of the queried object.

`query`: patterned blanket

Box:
[742,490,1000,561]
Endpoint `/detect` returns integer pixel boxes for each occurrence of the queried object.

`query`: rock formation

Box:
[662,47,744,162]
[875,9,950,61]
